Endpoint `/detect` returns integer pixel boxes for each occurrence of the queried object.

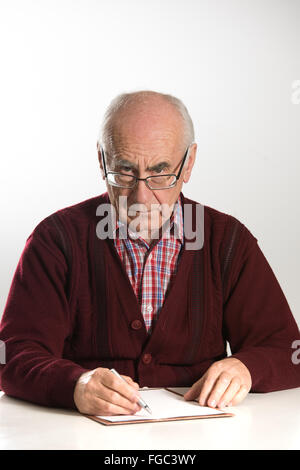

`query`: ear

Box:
[97,143,105,179]
[183,143,197,183]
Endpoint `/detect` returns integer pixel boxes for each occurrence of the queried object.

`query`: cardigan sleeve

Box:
[0,218,89,409]
[223,223,300,392]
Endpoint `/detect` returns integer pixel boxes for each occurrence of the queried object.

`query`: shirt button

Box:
[142,353,152,365]
[131,320,142,330]
[145,305,153,313]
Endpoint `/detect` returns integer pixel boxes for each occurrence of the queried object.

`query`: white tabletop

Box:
[0,387,299,450]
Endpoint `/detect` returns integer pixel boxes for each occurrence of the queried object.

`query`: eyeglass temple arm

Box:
[175,145,191,180]
[99,145,108,177]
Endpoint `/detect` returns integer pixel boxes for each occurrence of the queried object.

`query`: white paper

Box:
[96,389,227,422]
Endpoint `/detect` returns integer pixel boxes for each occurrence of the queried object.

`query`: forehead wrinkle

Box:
[106,116,183,172]
[112,134,176,155]
[112,129,179,151]
[111,154,173,172]
[109,136,180,167]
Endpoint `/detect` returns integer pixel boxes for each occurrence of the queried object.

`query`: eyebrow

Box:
[113,158,172,172]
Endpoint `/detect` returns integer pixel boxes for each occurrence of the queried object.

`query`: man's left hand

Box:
[184,357,252,408]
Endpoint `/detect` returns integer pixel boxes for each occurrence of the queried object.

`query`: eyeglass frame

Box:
[100,145,191,190]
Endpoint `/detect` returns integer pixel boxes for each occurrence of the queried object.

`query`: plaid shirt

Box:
[113,197,184,333]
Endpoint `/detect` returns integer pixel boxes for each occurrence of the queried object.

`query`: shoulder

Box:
[34,193,108,229]
[50,192,109,224]
[27,193,109,254]
[181,193,258,258]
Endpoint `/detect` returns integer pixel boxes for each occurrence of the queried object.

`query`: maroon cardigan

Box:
[0,192,299,409]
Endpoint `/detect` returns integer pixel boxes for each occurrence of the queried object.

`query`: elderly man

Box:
[0,91,299,416]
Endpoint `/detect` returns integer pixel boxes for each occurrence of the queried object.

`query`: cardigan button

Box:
[142,353,152,365]
[131,320,142,330]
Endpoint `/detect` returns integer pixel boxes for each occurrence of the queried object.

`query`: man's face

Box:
[98,101,196,241]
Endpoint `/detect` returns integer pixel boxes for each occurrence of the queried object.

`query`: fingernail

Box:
[209,400,216,408]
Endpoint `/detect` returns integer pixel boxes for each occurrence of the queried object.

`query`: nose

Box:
[133,178,153,206]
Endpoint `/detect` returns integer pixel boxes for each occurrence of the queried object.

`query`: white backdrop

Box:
[0,0,299,326]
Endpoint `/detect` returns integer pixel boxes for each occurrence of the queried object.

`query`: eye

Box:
[153,165,168,174]
[118,165,133,174]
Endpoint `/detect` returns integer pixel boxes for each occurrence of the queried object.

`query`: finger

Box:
[94,381,141,413]
[74,384,140,416]
[101,370,140,403]
[228,384,249,406]
[91,395,141,416]
[122,375,140,390]
[197,372,220,406]
[89,370,140,412]
[184,377,205,401]
[217,377,241,408]
[205,372,232,408]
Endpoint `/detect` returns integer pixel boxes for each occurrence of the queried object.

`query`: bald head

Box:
[100,90,194,155]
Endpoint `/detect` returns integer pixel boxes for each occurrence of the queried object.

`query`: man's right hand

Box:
[73,367,142,416]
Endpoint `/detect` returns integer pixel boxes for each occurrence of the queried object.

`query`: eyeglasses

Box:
[100,146,190,190]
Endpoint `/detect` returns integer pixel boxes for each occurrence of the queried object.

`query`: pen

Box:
[110,368,152,415]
